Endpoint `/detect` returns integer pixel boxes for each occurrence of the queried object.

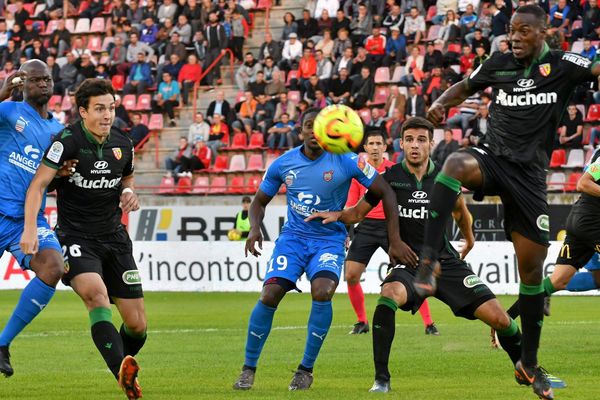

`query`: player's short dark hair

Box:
[364,129,385,142]
[301,107,320,126]
[514,4,547,28]
[401,117,434,139]
[75,78,115,109]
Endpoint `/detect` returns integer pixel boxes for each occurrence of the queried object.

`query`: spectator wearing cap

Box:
[124,52,153,96]
[49,19,71,57]
[178,54,203,106]
[365,26,386,69]
[403,7,425,44]
[152,71,181,127]
[350,3,373,47]
[235,52,263,91]
[280,32,303,71]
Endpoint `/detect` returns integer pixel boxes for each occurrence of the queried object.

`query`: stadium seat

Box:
[44,20,59,36]
[158,176,176,194]
[122,95,137,111]
[5,4,17,15]
[247,154,264,171]
[433,128,444,144]
[61,95,72,111]
[230,133,248,149]
[192,176,210,194]
[148,113,164,130]
[390,66,405,82]
[451,129,462,141]
[112,75,125,91]
[227,176,246,194]
[90,17,105,33]
[549,149,567,168]
[547,172,566,192]
[425,25,440,42]
[374,67,390,84]
[136,94,152,111]
[87,36,102,52]
[209,176,227,194]
[576,104,586,118]
[22,2,35,15]
[140,114,149,126]
[586,104,600,122]
[565,172,582,192]
[265,153,278,169]
[358,108,371,124]
[34,3,46,17]
[227,154,246,172]
[447,43,461,54]
[74,18,90,34]
[176,176,193,194]
[48,95,62,108]
[286,70,298,86]
[585,146,595,164]
[256,0,272,9]
[562,149,585,168]
[247,175,262,193]
[372,86,390,105]
[65,19,75,32]
[425,5,437,21]
[248,133,265,148]
[102,36,115,51]
[288,90,301,104]
[211,155,229,172]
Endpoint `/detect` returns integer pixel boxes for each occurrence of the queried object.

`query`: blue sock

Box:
[244,300,277,368]
[0,277,56,346]
[300,300,333,370]
[566,272,599,292]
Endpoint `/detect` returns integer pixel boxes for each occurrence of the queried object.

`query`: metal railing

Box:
[134,130,160,169]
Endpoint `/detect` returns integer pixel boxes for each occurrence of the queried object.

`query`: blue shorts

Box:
[584,253,600,271]
[0,214,62,270]
[265,233,345,285]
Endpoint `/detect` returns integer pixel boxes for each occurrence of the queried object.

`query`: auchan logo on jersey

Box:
[68,172,121,189]
[496,89,557,107]
[398,205,428,219]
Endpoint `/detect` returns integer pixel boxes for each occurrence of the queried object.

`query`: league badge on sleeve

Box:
[539,63,551,77]
[357,155,376,179]
[112,147,122,160]
[47,142,64,164]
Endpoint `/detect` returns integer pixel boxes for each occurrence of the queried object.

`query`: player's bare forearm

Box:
[249,190,272,230]
[24,164,56,232]
[338,199,373,224]
[433,79,473,109]
[368,175,401,242]
[452,195,474,243]
[577,173,600,197]
[121,174,135,190]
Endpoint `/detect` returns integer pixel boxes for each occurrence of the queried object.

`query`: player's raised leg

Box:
[345,260,369,334]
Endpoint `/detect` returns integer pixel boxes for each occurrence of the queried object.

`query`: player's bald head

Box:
[19,59,53,107]
[19,59,50,75]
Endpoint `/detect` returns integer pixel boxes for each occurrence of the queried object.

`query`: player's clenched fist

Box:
[426,103,445,127]
[388,238,418,268]
[19,228,39,255]
[120,189,140,214]
[245,227,263,257]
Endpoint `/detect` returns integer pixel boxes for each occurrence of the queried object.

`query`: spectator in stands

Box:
[29,39,48,63]
[207,91,231,124]
[575,0,600,40]
[459,45,475,75]
[582,39,597,60]
[315,49,333,82]
[317,10,333,36]
[127,0,145,30]
[282,12,298,41]
[265,70,286,96]
[254,93,275,135]
[65,91,79,125]
[332,28,352,61]
[112,0,130,24]
[188,141,210,172]
[489,2,509,54]
[400,45,424,86]
[153,18,174,54]
[383,29,406,69]
[350,3,373,47]
[313,88,328,109]
[162,53,184,84]
[120,32,154,76]
[466,103,489,146]
[183,0,203,33]
[350,46,372,77]
[332,47,354,77]
[432,129,460,166]
[0,22,9,54]
[423,41,443,73]
[80,0,104,19]
[235,91,257,136]
[280,32,303,71]
[298,9,320,44]
[344,0,361,19]
[164,32,187,63]
[158,0,179,23]
[69,37,89,60]
[125,52,153,96]
[9,23,22,50]
[467,28,491,54]
[290,100,309,146]
[422,66,444,104]
[548,0,571,43]
[267,112,295,149]
[49,100,66,126]
[403,7,426,44]
[130,113,150,148]
[48,19,70,58]
[178,54,202,106]
[315,0,340,19]
[107,36,127,76]
[350,66,374,109]
[328,67,352,104]
[473,44,488,68]
[199,0,217,26]
[384,85,406,118]
[274,92,297,122]
[405,85,426,118]
[152,72,180,127]
[0,60,15,84]
[303,74,326,104]
[204,11,228,87]
[143,0,159,20]
[259,33,283,64]
[235,52,262,91]
[249,71,268,96]
[432,0,458,25]
[459,4,478,40]
[297,47,317,89]
[383,4,405,32]
[387,108,403,153]
[558,104,584,149]
[207,113,230,160]
[140,17,160,46]
[368,108,385,130]
[189,112,211,144]
[447,92,480,134]
[165,137,193,178]
[365,26,387,69]
[497,38,510,54]
[438,9,460,44]
[21,21,40,58]
[13,0,29,29]
[55,52,79,95]
[315,29,335,59]
[173,14,193,45]
[332,9,351,38]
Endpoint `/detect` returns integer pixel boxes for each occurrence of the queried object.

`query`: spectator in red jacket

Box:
[459,45,475,76]
[178,54,203,106]
[364,25,386,69]
[298,47,317,80]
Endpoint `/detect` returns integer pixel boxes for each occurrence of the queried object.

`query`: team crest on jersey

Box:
[112,147,122,160]
[539,63,551,77]
[285,170,298,186]
[323,170,333,182]
[15,116,29,133]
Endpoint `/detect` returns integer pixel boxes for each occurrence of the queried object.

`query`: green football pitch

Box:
[0,291,599,400]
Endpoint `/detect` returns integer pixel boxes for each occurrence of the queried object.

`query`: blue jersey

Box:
[260,146,378,242]
[0,101,63,218]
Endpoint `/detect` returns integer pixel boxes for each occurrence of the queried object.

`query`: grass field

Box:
[0,291,599,400]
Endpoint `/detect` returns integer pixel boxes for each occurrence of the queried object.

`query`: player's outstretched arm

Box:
[451,195,475,259]
[427,79,476,126]
[576,169,600,197]
[20,164,58,255]
[304,198,373,225]
[245,190,273,257]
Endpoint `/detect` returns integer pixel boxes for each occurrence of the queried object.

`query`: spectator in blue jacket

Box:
[383,26,406,66]
[124,52,153,95]
[140,17,159,45]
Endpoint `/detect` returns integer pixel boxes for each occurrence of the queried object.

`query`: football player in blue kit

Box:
[233,108,416,391]
[0,60,66,377]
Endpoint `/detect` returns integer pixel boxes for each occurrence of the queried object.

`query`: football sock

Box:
[348,282,368,323]
[422,173,462,260]
[243,300,276,369]
[372,297,397,382]
[506,277,556,319]
[566,272,598,292]
[418,299,433,327]
[0,277,55,347]
[300,300,333,370]
[519,283,544,367]
[119,324,147,357]
[89,307,124,379]
[496,318,522,365]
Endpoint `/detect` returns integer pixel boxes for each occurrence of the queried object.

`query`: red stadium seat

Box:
[140,113,149,126]
[451,129,462,141]
[112,75,125,91]
[247,154,264,171]
[256,0,272,9]
[122,94,137,110]
[211,155,229,172]
[192,176,210,194]
[176,176,193,194]
[90,17,105,33]
[247,175,262,193]
[78,1,90,14]
[565,172,582,192]
[136,94,152,111]
[358,108,371,125]
[586,104,600,122]
[230,133,248,149]
[65,19,76,33]
[447,43,461,53]
[22,2,35,15]
[209,176,227,194]
[87,36,102,52]
[425,5,437,21]
[286,70,298,86]
[374,67,390,84]
[265,153,278,169]
[549,149,566,168]
[248,133,265,148]
[61,95,72,111]
[227,176,246,194]
[372,86,390,105]
[44,20,59,36]
[148,114,164,130]
[227,154,246,172]
[75,18,91,34]
[158,176,176,194]
[49,95,62,108]
[425,25,441,42]
[288,90,301,104]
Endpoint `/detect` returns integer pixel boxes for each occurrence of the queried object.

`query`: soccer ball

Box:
[227,229,242,241]
[313,104,364,154]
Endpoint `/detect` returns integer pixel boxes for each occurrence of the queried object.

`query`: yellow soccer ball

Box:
[313,104,364,154]
[228,229,242,241]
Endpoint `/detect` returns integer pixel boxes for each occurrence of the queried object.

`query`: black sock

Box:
[89,308,125,379]
[519,283,545,366]
[372,297,398,383]
[119,324,147,357]
[496,318,522,365]
[422,173,462,260]
[506,300,520,320]
[506,277,556,320]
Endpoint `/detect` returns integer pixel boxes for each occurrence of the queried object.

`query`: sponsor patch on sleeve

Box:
[358,155,376,179]
[46,142,64,164]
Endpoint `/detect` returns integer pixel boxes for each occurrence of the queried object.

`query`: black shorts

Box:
[383,257,496,320]
[346,219,388,264]
[555,211,600,269]
[463,145,550,247]
[57,228,144,299]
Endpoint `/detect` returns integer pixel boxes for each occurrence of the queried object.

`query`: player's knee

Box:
[125,316,147,336]
[34,254,64,287]
[345,271,360,285]
[81,291,110,310]
[380,283,403,305]
[490,312,511,331]
[442,152,469,180]
[260,285,285,308]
